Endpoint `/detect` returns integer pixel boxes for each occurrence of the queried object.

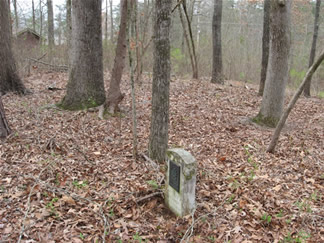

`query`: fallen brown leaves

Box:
[0,71,323,242]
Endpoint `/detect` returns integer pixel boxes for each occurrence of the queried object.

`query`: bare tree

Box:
[304,0,321,97]
[103,0,128,114]
[258,0,270,96]
[148,0,172,162]
[110,0,114,42]
[47,0,54,60]
[254,0,292,127]
[32,0,36,30]
[268,50,324,153]
[211,0,224,84]
[0,0,27,95]
[13,0,18,32]
[59,0,105,110]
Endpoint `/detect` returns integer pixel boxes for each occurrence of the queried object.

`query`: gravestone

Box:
[165,148,196,217]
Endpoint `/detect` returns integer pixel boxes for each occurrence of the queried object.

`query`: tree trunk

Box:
[66,0,72,52]
[148,0,172,162]
[39,0,43,41]
[254,0,291,128]
[0,96,11,139]
[267,50,324,153]
[304,0,321,97]
[8,0,12,37]
[0,0,27,95]
[59,0,106,110]
[211,0,224,84]
[104,0,128,114]
[105,0,108,42]
[32,0,36,30]
[47,0,55,60]
[258,0,270,96]
[13,0,18,32]
[110,0,114,42]
[181,1,198,79]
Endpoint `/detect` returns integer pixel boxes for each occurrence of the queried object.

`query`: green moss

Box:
[252,113,278,128]
[56,96,102,111]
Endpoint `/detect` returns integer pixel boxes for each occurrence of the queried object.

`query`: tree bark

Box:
[148,0,172,162]
[13,0,18,32]
[47,0,54,46]
[0,0,27,95]
[59,0,106,110]
[32,0,36,30]
[39,0,43,41]
[104,0,128,114]
[211,0,224,84]
[105,0,108,42]
[181,1,198,79]
[258,0,270,96]
[267,50,324,153]
[0,96,11,139]
[303,0,321,97]
[66,0,72,52]
[254,0,291,128]
[110,0,114,42]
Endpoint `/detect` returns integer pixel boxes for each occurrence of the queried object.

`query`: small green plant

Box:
[295,200,312,213]
[226,194,235,203]
[147,180,159,190]
[108,208,114,218]
[133,232,143,242]
[318,91,324,99]
[79,233,84,240]
[261,213,272,224]
[275,209,284,218]
[208,236,216,242]
[46,197,59,217]
[72,180,88,189]
[281,231,311,243]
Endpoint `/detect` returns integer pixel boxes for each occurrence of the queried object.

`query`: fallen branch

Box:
[267,50,324,153]
[136,191,163,204]
[27,57,68,71]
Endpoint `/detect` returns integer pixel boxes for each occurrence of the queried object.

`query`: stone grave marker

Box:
[165,148,196,217]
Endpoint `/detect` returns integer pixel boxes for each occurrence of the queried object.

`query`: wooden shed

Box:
[16,28,41,48]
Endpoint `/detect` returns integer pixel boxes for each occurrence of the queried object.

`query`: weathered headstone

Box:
[165,148,196,217]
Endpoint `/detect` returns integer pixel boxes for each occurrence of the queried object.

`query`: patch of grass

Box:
[72,180,88,189]
[317,91,324,99]
[261,213,272,224]
[147,180,159,190]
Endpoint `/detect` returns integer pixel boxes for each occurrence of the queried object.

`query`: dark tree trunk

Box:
[8,0,12,37]
[105,0,127,114]
[304,0,321,97]
[32,0,36,30]
[211,0,224,84]
[148,0,172,162]
[39,0,43,40]
[47,0,55,58]
[13,0,18,32]
[105,0,108,41]
[66,0,72,64]
[0,96,11,139]
[110,0,114,42]
[0,0,27,95]
[59,0,106,110]
[258,0,270,96]
[254,0,291,128]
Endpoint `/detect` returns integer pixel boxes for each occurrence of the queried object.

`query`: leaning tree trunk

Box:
[104,0,128,114]
[211,0,224,84]
[267,50,324,153]
[258,0,270,96]
[304,0,321,97]
[254,0,291,128]
[0,96,11,138]
[148,0,172,162]
[59,0,106,110]
[0,0,27,95]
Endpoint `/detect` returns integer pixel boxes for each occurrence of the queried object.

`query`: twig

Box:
[136,191,163,204]
[27,57,68,71]
[171,0,184,13]
[180,199,226,243]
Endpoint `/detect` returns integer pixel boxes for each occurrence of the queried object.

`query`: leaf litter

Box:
[0,71,323,242]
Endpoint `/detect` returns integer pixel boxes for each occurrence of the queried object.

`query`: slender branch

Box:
[267,50,324,153]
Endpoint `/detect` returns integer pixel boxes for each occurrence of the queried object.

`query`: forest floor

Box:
[0,71,323,243]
